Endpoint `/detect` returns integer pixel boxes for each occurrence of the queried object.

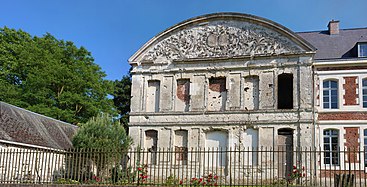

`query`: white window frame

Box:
[362,79,367,108]
[323,80,339,109]
[358,43,367,58]
[323,129,340,166]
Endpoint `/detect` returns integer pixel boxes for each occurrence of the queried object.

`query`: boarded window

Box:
[278,74,293,109]
[208,77,226,111]
[205,131,227,167]
[176,79,190,111]
[244,76,259,110]
[146,80,160,112]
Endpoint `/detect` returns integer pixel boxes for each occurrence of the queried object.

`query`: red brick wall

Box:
[317,66,367,71]
[177,79,190,103]
[320,170,367,178]
[209,78,226,92]
[343,77,358,105]
[344,127,359,163]
[319,112,367,120]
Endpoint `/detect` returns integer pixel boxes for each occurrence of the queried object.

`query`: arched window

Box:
[323,129,339,165]
[323,80,338,109]
[363,79,367,108]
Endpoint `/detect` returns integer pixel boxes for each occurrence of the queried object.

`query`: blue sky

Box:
[1,0,366,80]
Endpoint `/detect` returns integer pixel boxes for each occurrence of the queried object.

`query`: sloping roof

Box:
[0,102,78,150]
[297,28,367,60]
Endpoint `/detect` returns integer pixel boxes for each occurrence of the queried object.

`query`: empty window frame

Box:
[176,79,190,111]
[175,130,188,162]
[363,79,367,108]
[145,130,158,165]
[358,43,367,57]
[323,80,338,109]
[208,77,227,111]
[323,129,339,165]
[278,73,293,109]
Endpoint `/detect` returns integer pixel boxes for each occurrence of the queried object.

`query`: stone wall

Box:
[128,14,315,157]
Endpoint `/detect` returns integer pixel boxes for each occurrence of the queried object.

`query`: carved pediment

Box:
[141,23,305,62]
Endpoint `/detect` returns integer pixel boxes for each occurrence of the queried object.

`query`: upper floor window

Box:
[208,77,227,111]
[323,129,339,165]
[146,80,160,112]
[363,79,367,108]
[176,79,190,112]
[323,80,338,109]
[278,73,293,109]
[358,43,367,57]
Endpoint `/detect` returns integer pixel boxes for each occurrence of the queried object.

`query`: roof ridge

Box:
[0,101,78,128]
[297,27,367,34]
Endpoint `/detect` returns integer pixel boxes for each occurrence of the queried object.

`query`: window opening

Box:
[176,79,190,111]
[146,80,160,112]
[323,129,339,165]
[175,130,188,164]
[323,80,338,109]
[208,77,227,111]
[363,79,367,108]
[364,129,367,167]
[278,73,293,109]
[359,43,367,57]
[145,130,158,165]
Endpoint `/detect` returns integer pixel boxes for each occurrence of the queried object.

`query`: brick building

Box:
[299,21,367,167]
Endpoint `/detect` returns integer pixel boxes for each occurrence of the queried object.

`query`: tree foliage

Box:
[71,113,132,177]
[112,69,131,132]
[72,113,132,150]
[0,27,115,124]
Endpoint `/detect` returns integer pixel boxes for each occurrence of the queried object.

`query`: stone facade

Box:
[128,13,316,153]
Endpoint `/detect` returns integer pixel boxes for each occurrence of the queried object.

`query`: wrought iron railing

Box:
[0,147,366,186]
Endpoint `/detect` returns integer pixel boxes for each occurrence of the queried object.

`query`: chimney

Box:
[328,20,340,35]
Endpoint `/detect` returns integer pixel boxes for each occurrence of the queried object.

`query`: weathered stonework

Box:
[142,23,304,62]
[129,13,315,154]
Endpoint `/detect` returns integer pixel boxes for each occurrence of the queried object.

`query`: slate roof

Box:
[297,28,367,60]
[0,102,78,150]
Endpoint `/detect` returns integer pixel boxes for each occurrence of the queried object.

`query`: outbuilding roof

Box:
[298,28,367,60]
[0,102,78,150]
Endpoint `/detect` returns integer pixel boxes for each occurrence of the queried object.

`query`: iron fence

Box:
[0,147,366,186]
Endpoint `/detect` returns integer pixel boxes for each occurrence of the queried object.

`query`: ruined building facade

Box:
[128,13,317,152]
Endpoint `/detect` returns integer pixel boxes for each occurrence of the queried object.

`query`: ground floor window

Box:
[323,129,339,165]
[364,129,367,167]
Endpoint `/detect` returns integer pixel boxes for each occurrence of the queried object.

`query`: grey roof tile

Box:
[297,28,367,60]
[0,102,78,150]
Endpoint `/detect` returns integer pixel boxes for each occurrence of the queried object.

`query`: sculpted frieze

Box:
[142,24,303,62]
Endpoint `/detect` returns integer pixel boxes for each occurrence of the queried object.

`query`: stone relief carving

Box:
[142,24,302,62]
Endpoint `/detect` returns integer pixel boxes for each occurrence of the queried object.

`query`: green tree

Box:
[72,113,132,150]
[112,69,131,132]
[0,27,115,124]
[72,113,132,177]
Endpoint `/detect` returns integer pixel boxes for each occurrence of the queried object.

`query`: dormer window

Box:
[358,43,367,57]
